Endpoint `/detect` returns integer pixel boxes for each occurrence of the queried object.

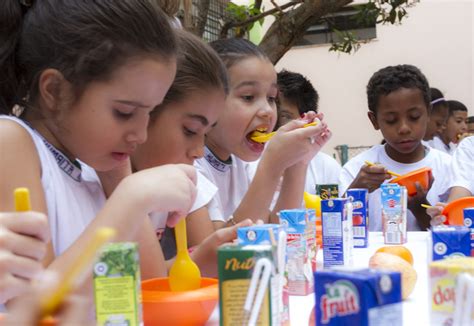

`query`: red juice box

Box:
[321,198,353,268]
[346,188,369,248]
[314,268,402,326]
[279,209,316,296]
[381,184,407,244]
[464,208,474,256]
[429,257,474,325]
[430,226,471,261]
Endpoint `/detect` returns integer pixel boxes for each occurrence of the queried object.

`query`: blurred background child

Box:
[422,88,450,153]
[340,64,451,231]
[275,69,341,194]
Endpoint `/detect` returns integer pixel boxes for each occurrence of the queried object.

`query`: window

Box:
[295,6,376,47]
[192,0,229,42]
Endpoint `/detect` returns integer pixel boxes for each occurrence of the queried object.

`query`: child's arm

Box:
[186,207,216,248]
[232,117,330,224]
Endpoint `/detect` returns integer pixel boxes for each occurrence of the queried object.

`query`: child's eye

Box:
[268,96,277,103]
[114,110,133,120]
[410,115,421,121]
[385,120,396,125]
[183,127,197,136]
[242,95,254,102]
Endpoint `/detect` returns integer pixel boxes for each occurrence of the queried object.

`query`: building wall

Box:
[265,0,473,160]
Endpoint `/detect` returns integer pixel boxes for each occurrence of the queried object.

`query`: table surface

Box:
[208,231,430,326]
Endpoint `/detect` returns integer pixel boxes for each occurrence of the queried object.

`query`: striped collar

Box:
[204,146,231,173]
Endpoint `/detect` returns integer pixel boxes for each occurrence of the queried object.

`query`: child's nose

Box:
[257,101,275,119]
[189,138,205,160]
[398,120,411,134]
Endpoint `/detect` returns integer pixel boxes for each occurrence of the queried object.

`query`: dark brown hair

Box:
[209,38,269,70]
[0,0,177,114]
[158,30,228,112]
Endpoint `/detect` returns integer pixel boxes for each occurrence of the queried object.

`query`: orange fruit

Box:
[375,246,414,266]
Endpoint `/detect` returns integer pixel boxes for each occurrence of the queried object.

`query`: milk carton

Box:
[381,184,407,244]
[430,226,471,261]
[429,257,474,325]
[218,244,280,326]
[237,224,283,246]
[279,209,317,296]
[321,198,353,268]
[464,208,474,256]
[346,188,369,248]
[314,268,402,326]
[93,242,142,326]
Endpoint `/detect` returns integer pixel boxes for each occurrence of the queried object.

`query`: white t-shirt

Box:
[448,136,474,195]
[423,136,456,155]
[305,152,342,195]
[0,116,106,256]
[339,144,451,231]
[194,147,258,222]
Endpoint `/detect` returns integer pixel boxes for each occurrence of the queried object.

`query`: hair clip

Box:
[430,97,446,105]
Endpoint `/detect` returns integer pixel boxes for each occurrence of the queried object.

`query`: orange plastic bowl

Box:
[142,277,218,326]
[442,196,474,225]
[389,167,431,196]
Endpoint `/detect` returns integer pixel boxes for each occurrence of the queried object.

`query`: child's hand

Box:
[191,219,253,277]
[407,171,434,212]
[349,163,391,193]
[0,211,50,304]
[263,112,331,171]
[119,164,197,227]
[427,203,447,226]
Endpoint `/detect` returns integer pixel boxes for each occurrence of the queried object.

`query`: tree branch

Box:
[219,1,301,38]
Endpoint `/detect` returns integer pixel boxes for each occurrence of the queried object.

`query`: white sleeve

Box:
[449,137,474,194]
[190,171,217,212]
[339,160,361,194]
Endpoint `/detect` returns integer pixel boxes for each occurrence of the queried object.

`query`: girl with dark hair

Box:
[0,0,197,300]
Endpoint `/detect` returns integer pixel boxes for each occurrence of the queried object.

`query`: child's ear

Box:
[38,69,68,113]
[367,111,380,130]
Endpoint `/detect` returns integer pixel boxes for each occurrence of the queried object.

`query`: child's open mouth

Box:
[245,127,267,152]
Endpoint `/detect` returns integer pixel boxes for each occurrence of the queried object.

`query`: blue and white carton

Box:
[430,225,471,261]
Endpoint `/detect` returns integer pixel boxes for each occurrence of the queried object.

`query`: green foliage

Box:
[330,0,417,54]
[100,244,138,277]
[224,2,263,37]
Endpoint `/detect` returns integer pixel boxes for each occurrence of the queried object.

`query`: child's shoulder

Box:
[0,116,37,150]
[343,144,382,169]
[426,147,452,165]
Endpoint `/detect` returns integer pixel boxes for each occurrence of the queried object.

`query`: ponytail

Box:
[0,0,29,113]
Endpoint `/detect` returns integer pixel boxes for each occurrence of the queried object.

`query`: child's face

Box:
[368,87,428,161]
[53,57,176,171]
[131,88,225,169]
[206,57,277,161]
[423,105,448,141]
[277,95,299,128]
[444,111,468,143]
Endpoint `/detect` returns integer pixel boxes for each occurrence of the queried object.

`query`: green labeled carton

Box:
[218,244,280,326]
[93,242,142,326]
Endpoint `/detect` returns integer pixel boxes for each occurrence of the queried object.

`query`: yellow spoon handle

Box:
[364,161,401,177]
[40,227,116,317]
[421,204,434,209]
[251,121,318,143]
[174,218,188,255]
[14,187,31,211]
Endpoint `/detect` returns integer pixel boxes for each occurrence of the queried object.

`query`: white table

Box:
[208,231,430,325]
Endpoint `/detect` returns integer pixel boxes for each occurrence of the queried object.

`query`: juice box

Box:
[429,257,474,325]
[279,209,317,296]
[430,226,471,261]
[314,268,402,326]
[218,244,280,326]
[321,198,353,268]
[381,184,407,244]
[93,242,142,326]
[346,188,369,248]
[316,184,339,200]
[464,208,474,256]
[237,224,283,246]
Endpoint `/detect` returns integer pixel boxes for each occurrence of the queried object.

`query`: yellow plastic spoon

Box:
[364,161,401,178]
[14,187,31,211]
[303,191,322,217]
[169,218,201,291]
[250,121,318,143]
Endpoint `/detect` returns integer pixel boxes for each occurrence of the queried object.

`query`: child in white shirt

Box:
[276,70,341,194]
[340,65,451,231]
[193,38,332,236]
